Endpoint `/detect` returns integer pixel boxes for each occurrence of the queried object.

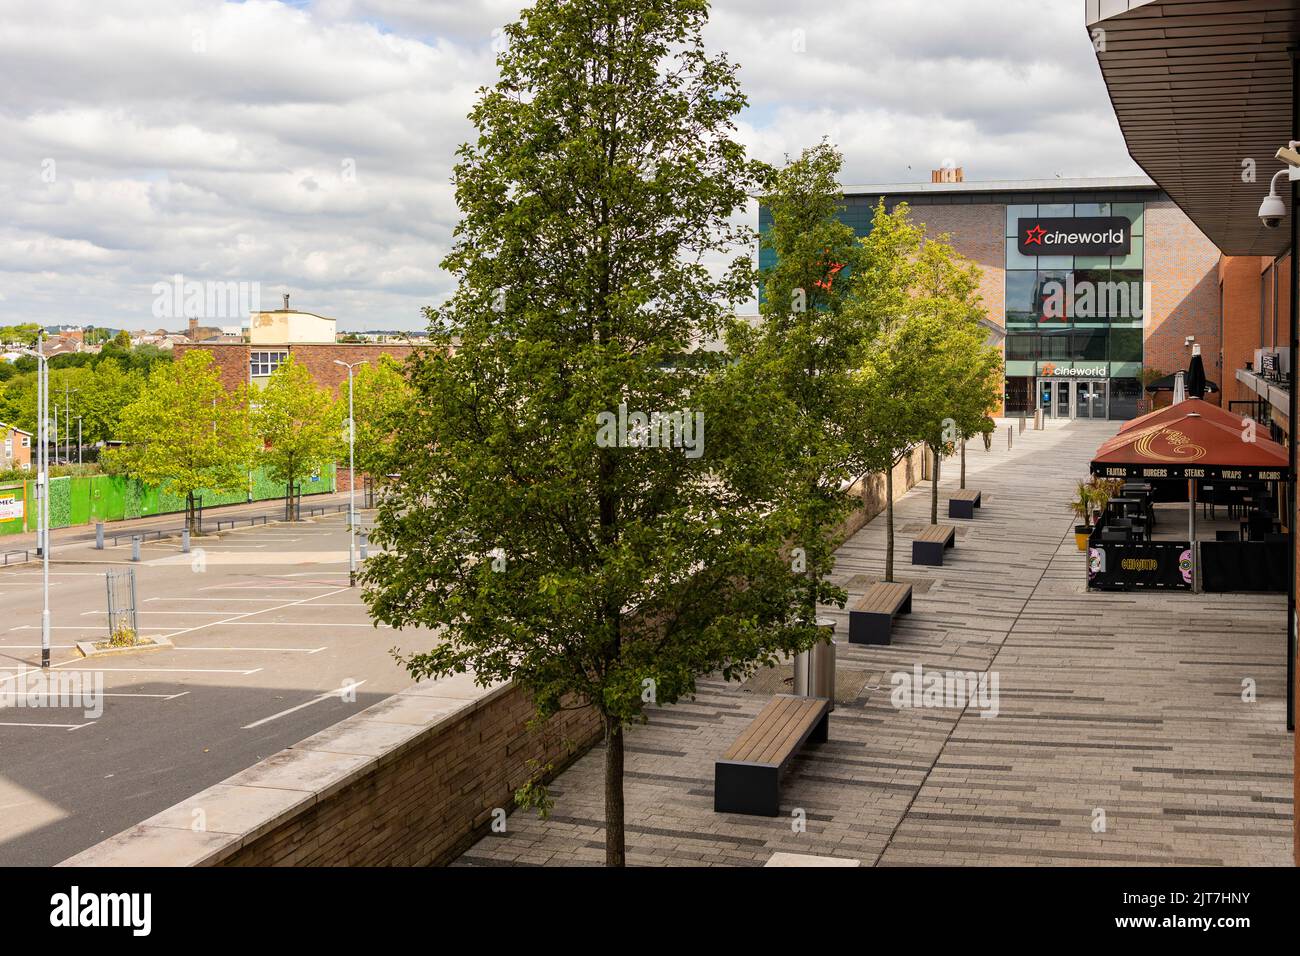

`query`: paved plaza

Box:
[459,420,1294,866]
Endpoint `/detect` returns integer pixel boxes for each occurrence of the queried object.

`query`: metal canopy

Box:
[1087,0,1300,256]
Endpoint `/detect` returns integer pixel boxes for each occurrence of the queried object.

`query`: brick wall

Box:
[1143,199,1222,384]
[174,343,419,395]
[220,683,601,867]
[1219,255,1265,411]
[909,204,1006,330]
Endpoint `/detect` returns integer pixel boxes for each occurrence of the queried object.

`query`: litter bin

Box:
[793,619,836,710]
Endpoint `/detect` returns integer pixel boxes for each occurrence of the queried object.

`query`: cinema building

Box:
[760,172,1225,421]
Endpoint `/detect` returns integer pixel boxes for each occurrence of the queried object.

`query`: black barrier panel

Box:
[1087,539,1192,591]
[1199,539,1289,592]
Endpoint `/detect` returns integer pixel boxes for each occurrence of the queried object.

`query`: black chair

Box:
[1100,530,1130,543]
[1215,530,1240,542]
[1265,532,1290,543]
[1109,517,1133,529]
[1245,511,1273,542]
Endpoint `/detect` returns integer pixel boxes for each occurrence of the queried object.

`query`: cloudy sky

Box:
[0,0,1139,333]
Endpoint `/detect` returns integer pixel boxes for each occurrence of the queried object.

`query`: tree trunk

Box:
[930,446,939,525]
[960,439,966,489]
[186,491,198,536]
[884,466,895,583]
[604,715,625,867]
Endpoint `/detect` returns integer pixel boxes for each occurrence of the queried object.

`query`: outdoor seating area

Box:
[713,694,831,817]
[911,523,956,566]
[947,488,982,519]
[847,581,913,645]
[1085,393,1291,593]
[456,420,1294,868]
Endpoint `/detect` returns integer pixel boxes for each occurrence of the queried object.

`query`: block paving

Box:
[457,420,1293,866]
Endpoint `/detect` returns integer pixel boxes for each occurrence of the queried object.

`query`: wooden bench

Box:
[848,581,913,645]
[911,523,956,566]
[948,488,982,519]
[715,694,830,816]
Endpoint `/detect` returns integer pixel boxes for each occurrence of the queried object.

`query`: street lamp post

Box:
[333,360,367,586]
[10,336,52,667]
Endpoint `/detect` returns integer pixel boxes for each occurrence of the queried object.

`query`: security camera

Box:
[1259,192,1286,228]
[1276,142,1300,168]
[1260,168,1288,227]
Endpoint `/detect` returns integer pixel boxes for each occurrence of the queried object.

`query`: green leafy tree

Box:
[910,235,1002,522]
[108,350,255,533]
[361,0,813,867]
[0,324,42,347]
[720,142,874,626]
[351,356,414,479]
[253,355,341,518]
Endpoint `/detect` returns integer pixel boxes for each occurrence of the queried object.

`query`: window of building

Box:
[251,351,288,377]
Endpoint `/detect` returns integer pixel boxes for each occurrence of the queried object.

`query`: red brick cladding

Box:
[1142,199,1222,393]
[908,204,1006,329]
[1219,255,1265,414]
[173,343,419,396]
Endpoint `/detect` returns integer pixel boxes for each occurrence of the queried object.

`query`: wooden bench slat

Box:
[724,696,794,762]
[727,697,803,763]
[752,701,826,764]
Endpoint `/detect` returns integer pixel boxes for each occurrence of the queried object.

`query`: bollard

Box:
[95,522,104,550]
[131,536,141,562]
[1018,415,1026,434]
[1007,426,1013,450]
[182,528,190,554]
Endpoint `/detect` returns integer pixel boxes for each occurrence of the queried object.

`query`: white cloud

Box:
[0,0,1140,332]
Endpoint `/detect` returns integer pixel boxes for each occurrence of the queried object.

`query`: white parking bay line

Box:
[176,646,327,654]
[242,680,368,730]
[0,721,90,731]
[156,587,351,642]
[87,667,264,675]
[224,621,389,628]
[81,610,232,616]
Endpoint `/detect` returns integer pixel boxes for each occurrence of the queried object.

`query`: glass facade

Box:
[758,190,1151,421]
[1003,201,1145,420]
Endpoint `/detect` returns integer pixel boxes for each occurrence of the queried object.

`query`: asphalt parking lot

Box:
[0,510,438,866]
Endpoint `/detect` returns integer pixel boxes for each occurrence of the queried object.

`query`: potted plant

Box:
[1069,480,1094,551]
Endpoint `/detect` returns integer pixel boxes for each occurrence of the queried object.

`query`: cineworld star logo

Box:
[1017,216,1131,256]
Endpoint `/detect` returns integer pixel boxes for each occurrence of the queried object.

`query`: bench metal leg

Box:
[849,609,892,645]
[912,541,944,566]
[808,709,829,744]
[948,499,975,520]
[715,761,781,816]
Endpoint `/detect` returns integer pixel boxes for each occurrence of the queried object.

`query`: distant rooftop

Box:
[840,175,1158,196]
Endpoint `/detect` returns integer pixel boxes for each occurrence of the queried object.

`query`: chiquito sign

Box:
[1017,216,1131,257]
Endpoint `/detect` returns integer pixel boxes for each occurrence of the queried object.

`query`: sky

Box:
[0,0,1141,333]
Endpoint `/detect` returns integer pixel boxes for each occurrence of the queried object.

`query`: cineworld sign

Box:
[1017,216,1131,256]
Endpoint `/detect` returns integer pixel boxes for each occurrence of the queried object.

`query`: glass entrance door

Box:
[1075,380,1107,419]
[1054,381,1070,418]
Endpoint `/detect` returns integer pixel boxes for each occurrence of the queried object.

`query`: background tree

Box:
[351,356,414,479]
[910,235,1001,523]
[107,350,255,533]
[252,355,341,519]
[850,201,929,581]
[719,142,873,627]
[362,0,813,867]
